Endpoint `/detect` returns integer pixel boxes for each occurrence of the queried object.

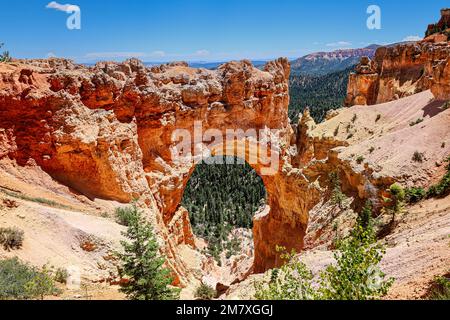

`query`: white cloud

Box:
[84,52,147,59]
[402,35,422,42]
[326,41,352,47]
[46,52,57,58]
[46,1,76,12]
[194,50,210,57]
[151,51,166,58]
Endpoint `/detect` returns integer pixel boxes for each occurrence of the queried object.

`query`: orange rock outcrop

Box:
[2,11,449,284]
[0,57,322,278]
[346,41,450,106]
[346,10,450,106]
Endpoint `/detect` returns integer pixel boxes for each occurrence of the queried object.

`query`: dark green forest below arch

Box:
[181,156,266,261]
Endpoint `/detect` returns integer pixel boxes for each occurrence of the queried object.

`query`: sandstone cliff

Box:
[345,10,450,106]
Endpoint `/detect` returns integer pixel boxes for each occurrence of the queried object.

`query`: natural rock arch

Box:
[131,61,320,273]
[168,138,306,272]
[0,57,321,280]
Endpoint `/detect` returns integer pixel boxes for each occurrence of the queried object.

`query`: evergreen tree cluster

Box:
[181,156,266,260]
[288,66,354,123]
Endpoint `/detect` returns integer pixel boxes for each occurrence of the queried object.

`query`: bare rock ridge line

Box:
[346,9,450,106]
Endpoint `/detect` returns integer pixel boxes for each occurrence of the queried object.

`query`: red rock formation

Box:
[346,11,450,106]
[3,39,446,286]
[0,57,322,276]
[425,8,450,38]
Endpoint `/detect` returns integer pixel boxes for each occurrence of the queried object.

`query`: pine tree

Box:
[329,172,346,209]
[0,43,11,63]
[116,205,180,300]
[357,201,375,237]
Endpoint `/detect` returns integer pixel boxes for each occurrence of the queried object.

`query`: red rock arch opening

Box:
[181,155,266,267]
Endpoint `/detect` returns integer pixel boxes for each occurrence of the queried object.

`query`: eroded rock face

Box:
[346,32,450,106]
[0,57,323,277]
[426,9,450,38]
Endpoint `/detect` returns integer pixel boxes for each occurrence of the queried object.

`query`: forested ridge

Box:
[288,65,354,123]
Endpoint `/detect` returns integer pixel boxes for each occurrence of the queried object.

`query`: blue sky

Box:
[0,0,448,62]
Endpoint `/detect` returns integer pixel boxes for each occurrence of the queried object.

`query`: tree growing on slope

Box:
[116,204,180,300]
[0,43,11,62]
[254,201,393,300]
[319,201,393,300]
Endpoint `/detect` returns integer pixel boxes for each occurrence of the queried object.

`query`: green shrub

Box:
[254,247,316,300]
[375,114,381,122]
[381,183,406,227]
[115,206,136,226]
[319,201,393,300]
[0,43,11,63]
[356,156,365,164]
[427,158,450,198]
[24,266,59,300]
[0,227,24,250]
[194,283,216,300]
[0,258,37,300]
[429,276,450,300]
[334,126,340,136]
[412,151,424,163]
[255,202,393,300]
[405,187,426,204]
[357,201,375,231]
[409,118,424,127]
[441,101,450,110]
[389,184,405,210]
[54,267,68,284]
[0,258,58,300]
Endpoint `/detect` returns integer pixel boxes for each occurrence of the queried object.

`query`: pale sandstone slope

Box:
[313,90,450,188]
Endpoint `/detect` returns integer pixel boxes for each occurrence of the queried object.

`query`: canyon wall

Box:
[345,41,450,106]
[2,12,449,284]
[346,11,450,106]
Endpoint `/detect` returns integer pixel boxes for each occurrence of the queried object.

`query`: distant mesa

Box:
[290,45,380,76]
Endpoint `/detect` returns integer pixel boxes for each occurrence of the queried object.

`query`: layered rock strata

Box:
[346,10,450,106]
